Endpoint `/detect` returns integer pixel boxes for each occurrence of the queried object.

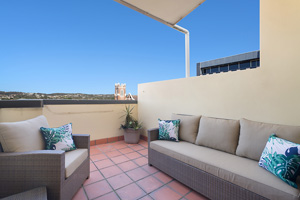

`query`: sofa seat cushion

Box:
[150,140,300,200]
[65,148,88,178]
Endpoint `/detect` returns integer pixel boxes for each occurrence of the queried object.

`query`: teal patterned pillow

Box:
[158,119,180,142]
[259,134,300,188]
[40,123,76,152]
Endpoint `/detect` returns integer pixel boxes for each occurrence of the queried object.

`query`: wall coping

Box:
[0,99,137,108]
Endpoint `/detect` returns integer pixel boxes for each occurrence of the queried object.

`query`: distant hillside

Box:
[0,91,115,100]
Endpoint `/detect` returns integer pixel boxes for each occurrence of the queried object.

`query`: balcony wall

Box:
[138,0,300,134]
[0,100,138,141]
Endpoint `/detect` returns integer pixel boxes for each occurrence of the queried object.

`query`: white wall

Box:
[138,0,300,135]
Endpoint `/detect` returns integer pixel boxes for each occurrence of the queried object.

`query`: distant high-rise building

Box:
[115,83,126,100]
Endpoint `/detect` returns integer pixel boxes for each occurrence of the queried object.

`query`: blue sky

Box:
[0,0,259,95]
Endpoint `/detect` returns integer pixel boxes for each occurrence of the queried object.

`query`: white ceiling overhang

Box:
[114,0,206,27]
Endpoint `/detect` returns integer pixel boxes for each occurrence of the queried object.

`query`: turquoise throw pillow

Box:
[158,119,180,142]
[40,123,76,152]
[259,134,300,188]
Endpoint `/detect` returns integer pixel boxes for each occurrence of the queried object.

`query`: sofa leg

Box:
[148,163,153,166]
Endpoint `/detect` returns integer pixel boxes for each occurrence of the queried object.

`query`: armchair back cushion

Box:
[0,115,49,152]
[236,118,300,161]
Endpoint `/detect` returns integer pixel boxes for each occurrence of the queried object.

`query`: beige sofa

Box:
[0,116,90,200]
[148,114,300,200]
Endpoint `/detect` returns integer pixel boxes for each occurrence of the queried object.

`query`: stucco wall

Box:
[0,108,43,122]
[0,104,138,141]
[138,0,300,134]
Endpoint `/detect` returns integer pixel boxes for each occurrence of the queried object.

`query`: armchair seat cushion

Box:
[65,148,88,178]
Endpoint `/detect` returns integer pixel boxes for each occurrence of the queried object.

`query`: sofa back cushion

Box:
[236,118,300,161]
[171,113,201,143]
[0,115,49,152]
[195,116,240,154]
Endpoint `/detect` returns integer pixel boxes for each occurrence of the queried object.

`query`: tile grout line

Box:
[84,140,194,200]
[92,142,157,199]
[86,141,150,199]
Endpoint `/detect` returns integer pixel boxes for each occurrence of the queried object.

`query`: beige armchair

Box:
[0,116,90,200]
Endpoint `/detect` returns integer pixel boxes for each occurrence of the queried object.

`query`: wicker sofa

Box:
[148,114,300,200]
[0,116,90,200]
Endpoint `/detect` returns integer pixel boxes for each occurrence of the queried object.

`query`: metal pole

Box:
[173,25,190,78]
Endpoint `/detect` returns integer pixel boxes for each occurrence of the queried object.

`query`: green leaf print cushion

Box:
[40,123,76,152]
[259,134,300,188]
[158,119,180,142]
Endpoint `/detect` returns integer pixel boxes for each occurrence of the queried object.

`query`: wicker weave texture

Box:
[0,134,90,200]
[1,186,47,200]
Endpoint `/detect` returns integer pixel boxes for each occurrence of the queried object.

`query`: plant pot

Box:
[123,128,141,144]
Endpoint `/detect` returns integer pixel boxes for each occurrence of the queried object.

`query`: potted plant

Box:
[120,105,142,144]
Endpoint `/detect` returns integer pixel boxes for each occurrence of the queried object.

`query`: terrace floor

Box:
[72,140,208,200]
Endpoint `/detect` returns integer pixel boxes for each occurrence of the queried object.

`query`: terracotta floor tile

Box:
[119,147,134,154]
[139,142,148,148]
[116,183,146,200]
[150,186,181,200]
[168,180,191,196]
[137,176,163,193]
[97,143,110,147]
[138,149,148,156]
[111,155,130,164]
[90,145,98,149]
[127,143,139,147]
[99,145,116,152]
[185,191,208,200]
[134,157,148,166]
[84,180,113,199]
[84,171,104,186]
[94,192,120,200]
[90,153,107,162]
[141,165,158,174]
[107,173,133,190]
[153,172,173,184]
[118,161,139,172]
[105,150,122,158]
[95,159,114,169]
[100,165,123,178]
[113,144,128,150]
[111,141,126,145]
[90,162,97,172]
[125,152,142,160]
[72,187,87,200]
[126,168,150,181]
[138,195,153,200]
[90,148,102,155]
[131,145,144,151]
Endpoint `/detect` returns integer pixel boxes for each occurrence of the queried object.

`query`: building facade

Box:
[114,83,126,100]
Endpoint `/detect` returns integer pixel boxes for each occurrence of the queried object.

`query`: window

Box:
[211,66,220,73]
[240,61,250,70]
[197,51,260,76]
[220,65,229,72]
[229,63,238,71]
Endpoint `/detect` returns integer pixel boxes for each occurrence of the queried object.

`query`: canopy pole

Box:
[173,25,190,78]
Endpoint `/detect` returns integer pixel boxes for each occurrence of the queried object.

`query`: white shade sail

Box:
[114,0,206,27]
